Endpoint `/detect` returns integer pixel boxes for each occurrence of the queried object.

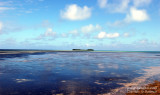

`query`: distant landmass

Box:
[72,49,94,51]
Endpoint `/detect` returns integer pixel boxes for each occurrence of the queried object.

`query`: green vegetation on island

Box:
[72,49,94,51]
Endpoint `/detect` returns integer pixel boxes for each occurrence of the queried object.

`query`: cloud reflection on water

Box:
[15,79,33,83]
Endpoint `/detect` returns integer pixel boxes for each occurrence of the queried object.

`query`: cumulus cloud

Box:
[97,31,106,39]
[108,7,149,27]
[44,28,56,37]
[67,24,102,38]
[106,33,120,38]
[97,31,120,39]
[125,7,149,22]
[60,4,91,20]
[101,0,151,27]
[81,24,101,34]
[98,0,130,13]
[37,28,56,40]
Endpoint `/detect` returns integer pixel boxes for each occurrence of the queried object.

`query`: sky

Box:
[0,0,160,50]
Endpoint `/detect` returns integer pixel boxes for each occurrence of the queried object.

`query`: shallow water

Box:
[0,52,160,95]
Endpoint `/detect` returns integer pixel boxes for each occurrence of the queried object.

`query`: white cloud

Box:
[37,28,56,40]
[97,31,120,39]
[81,24,101,34]
[98,0,107,8]
[97,31,107,39]
[125,7,149,22]
[133,0,152,7]
[0,7,13,11]
[0,7,14,13]
[60,4,91,20]
[0,1,15,12]
[66,24,102,38]
[108,7,149,27]
[98,0,130,13]
[106,32,120,38]
[104,0,151,27]
[44,28,56,37]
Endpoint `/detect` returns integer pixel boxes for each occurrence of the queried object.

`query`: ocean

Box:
[0,50,160,94]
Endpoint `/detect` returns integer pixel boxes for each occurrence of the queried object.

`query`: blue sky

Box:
[0,0,160,50]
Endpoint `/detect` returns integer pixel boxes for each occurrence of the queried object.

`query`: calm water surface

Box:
[0,52,160,95]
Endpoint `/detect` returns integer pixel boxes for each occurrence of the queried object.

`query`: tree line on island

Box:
[72,49,94,51]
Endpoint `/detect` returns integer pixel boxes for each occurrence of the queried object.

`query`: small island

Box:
[72,49,94,51]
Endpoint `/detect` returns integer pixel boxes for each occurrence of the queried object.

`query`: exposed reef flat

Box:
[1,49,160,55]
[0,49,94,55]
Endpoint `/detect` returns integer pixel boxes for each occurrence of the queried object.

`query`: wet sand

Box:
[126,80,160,95]
[0,50,70,54]
[105,66,160,95]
